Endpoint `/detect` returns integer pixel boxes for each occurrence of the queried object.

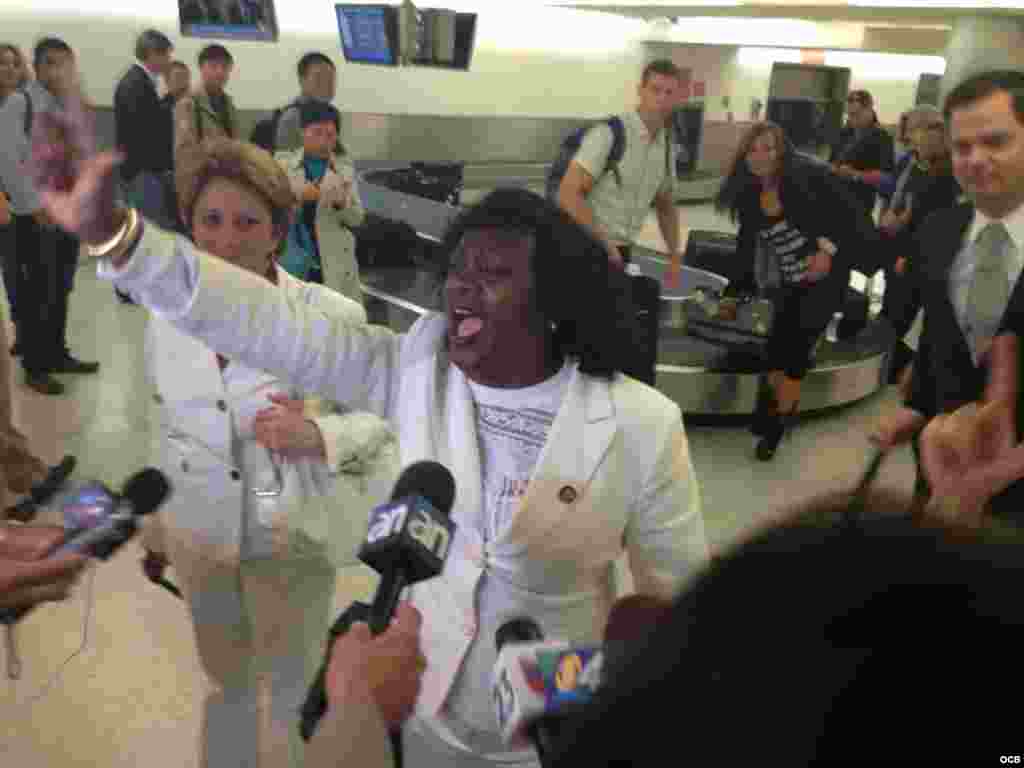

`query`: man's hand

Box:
[253,399,325,459]
[880,203,913,236]
[325,602,425,729]
[0,191,10,228]
[894,257,908,275]
[665,253,681,289]
[871,406,927,452]
[804,237,836,283]
[302,183,321,204]
[919,334,1024,525]
[835,164,859,180]
[0,525,87,612]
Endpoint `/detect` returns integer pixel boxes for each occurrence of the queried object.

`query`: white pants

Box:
[170,545,336,768]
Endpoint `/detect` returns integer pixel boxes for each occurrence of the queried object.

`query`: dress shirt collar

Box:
[136,61,161,91]
[968,202,1024,261]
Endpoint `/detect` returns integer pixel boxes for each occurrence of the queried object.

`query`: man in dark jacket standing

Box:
[115,30,176,229]
[830,89,895,216]
[114,30,176,304]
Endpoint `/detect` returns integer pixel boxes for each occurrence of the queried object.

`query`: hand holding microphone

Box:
[0,526,87,612]
[324,602,426,728]
[0,468,171,625]
[300,460,456,743]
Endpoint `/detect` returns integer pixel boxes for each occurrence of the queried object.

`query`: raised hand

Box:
[29,89,123,245]
[919,334,1024,524]
[253,402,325,459]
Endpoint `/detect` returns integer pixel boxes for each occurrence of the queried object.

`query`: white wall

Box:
[2,1,648,117]
[729,46,947,124]
[645,42,738,121]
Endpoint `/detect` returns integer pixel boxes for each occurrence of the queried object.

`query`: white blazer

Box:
[143,264,396,566]
[103,227,709,715]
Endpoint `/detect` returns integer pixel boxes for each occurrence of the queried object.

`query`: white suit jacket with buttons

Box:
[102,225,709,716]
[143,264,397,566]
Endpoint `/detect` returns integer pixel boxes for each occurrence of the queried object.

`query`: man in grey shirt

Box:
[275,52,338,152]
[558,59,684,277]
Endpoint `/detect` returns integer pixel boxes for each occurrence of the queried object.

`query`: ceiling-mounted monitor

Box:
[402,2,476,70]
[179,0,279,41]
[336,4,401,66]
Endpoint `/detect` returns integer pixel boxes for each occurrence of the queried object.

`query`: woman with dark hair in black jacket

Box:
[715,121,883,460]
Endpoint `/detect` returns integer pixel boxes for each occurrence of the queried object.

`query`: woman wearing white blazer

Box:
[133,138,396,768]
[274,100,364,303]
[33,110,708,768]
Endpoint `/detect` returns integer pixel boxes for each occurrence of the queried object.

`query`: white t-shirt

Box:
[434,362,573,758]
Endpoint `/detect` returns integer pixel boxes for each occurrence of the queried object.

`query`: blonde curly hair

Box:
[175,138,296,237]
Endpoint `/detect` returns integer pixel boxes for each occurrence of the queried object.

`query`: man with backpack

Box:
[174,44,238,163]
[252,51,338,154]
[556,59,685,280]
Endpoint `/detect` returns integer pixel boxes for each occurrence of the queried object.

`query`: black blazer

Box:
[114,64,173,181]
[731,157,886,292]
[830,122,895,214]
[883,156,962,260]
[907,203,1024,525]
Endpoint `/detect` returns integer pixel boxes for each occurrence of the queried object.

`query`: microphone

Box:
[492,618,603,763]
[0,468,172,624]
[493,596,673,760]
[299,460,456,744]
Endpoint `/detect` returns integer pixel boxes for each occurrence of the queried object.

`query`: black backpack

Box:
[545,116,626,203]
[250,100,300,153]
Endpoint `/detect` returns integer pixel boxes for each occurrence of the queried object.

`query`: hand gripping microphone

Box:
[299,460,456,744]
[0,468,172,625]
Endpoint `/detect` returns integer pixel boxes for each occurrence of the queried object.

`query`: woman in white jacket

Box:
[134,138,396,768]
[33,103,708,768]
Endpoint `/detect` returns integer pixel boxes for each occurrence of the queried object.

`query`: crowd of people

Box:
[2,20,1024,768]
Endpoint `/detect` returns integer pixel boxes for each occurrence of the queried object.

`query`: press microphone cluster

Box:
[492,595,672,765]
[299,460,457,744]
[0,468,172,625]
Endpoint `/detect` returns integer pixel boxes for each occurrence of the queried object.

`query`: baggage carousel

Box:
[355,163,894,415]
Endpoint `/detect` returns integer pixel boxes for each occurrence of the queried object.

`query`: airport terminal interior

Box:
[1,0,1022,765]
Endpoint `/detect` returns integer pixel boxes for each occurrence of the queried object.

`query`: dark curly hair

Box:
[435,187,633,381]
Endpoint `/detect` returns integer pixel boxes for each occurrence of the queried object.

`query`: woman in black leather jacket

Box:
[715,122,884,460]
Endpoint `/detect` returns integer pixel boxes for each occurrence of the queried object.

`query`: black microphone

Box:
[299,460,456,744]
[0,468,172,625]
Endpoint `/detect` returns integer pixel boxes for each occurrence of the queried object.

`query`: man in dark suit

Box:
[874,69,1024,526]
[114,30,176,304]
[830,89,895,216]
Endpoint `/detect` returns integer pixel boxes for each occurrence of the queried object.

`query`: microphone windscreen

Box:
[496,617,544,651]
[390,460,456,518]
[121,468,172,516]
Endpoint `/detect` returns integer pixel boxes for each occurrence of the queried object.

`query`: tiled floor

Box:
[0,204,916,766]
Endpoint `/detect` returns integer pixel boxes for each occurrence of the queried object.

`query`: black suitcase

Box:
[684,230,754,293]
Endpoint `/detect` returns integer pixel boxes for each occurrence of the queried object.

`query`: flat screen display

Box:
[408,9,476,70]
[336,4,399,66]
[179,0,279,41]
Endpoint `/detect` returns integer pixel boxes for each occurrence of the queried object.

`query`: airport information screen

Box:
[336,5,394,65]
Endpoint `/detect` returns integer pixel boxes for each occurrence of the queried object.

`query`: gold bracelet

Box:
[106,209,144,266]
[85,208,137,259]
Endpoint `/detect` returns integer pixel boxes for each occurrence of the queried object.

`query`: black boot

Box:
[750,375,777,437]
[756,403,799,461]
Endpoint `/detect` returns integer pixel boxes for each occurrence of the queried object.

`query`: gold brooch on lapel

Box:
[558,485,578,504]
